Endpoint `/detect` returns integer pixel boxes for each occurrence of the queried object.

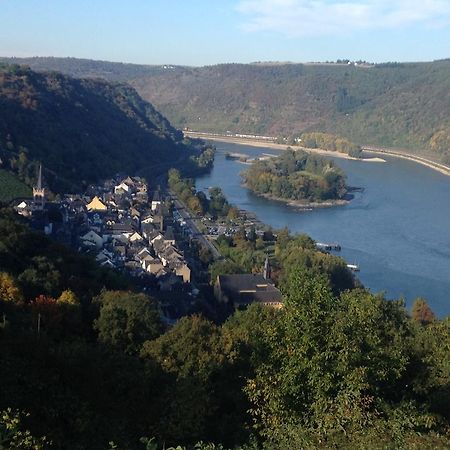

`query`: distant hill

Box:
[0,64,191,192]
[4,57,450,161]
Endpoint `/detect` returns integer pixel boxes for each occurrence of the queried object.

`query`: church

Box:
[214,257,283,309]
[14,164,67,238]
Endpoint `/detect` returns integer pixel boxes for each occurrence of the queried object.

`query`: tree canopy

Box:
[242,149,347,202]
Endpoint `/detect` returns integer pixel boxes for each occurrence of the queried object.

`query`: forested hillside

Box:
[1,208,449,449]
[3,57,450,161]
[0,64,190,192]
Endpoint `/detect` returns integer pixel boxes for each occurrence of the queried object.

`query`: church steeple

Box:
[263,256,271,280]
[33,164,45,210]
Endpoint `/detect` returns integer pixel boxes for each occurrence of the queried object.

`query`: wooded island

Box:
[242,149,348,204]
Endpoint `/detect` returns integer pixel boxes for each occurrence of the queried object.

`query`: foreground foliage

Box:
[0,210,449,449]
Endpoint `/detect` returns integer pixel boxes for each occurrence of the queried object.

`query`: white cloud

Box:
[236,0,450,37]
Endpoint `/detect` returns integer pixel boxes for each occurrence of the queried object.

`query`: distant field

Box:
[0,169,31,202]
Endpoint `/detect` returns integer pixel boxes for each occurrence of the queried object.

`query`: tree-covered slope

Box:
[0,169,31,203]
[0,64,189,191]
[6,57,450,159]
[0,208,449,449]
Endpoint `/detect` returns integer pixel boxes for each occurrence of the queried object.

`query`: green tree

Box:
[198,247,214,265]
[245,267,428,445]
[94,291,163,355]
[209,260,242,285]
[141,315,226,443]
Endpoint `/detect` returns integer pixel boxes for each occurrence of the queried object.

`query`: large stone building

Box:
[214,273,283,309]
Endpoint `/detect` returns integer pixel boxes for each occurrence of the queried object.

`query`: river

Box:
[196,142,450,317]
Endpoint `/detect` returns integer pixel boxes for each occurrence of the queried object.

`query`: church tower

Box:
[33,164,45,210]
[263,256,271,280]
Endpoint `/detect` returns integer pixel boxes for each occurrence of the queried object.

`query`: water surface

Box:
[197,143,450,317]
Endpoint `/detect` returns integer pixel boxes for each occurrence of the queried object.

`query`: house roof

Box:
[86,196,107,211]
[164,226,175,242]
[217,274,282,305]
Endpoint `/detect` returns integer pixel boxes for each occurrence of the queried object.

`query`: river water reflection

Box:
[196,142,450,317]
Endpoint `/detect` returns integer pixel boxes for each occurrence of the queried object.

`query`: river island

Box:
[241,148,350,209]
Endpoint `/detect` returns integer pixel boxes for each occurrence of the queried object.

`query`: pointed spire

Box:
[37,164,42,190]
[33,163,45,211]
[263,255,271,280]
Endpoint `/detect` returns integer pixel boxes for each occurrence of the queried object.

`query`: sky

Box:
[1,0,450,66]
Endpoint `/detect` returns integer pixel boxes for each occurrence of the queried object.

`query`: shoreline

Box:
[185,132,386,163]
[186,132,450,176]
[361,147,450,177]
[242,183,350,210]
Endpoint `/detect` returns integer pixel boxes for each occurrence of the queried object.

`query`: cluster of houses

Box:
[13,166,284,311]
[14,169,191,292]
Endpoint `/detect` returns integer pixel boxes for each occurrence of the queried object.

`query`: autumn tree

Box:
[0,272,23,303]
[57,289,79,306]
[411,297,436,326]
[0,409,49,449]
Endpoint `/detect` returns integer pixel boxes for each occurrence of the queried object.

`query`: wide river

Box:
[196,142,450,317]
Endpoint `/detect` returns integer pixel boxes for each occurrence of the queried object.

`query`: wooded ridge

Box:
[3,57,450,162]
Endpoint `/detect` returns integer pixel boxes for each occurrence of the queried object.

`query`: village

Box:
[12,166,283,321]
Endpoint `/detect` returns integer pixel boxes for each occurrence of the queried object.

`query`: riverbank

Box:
[187,132,450,175]
[185,132,386,163]
[362,146,450,177]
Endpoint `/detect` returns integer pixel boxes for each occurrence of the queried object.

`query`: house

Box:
[163,226,176,245]
[150,233,164,246]
[80,230,104,249]
[143,257,164,275]
[174,263,191,283]
[112,244,127,260]
[157,244,183,267]
[100,259,116,269]
[214,274,283,309]
[141,213,155,224]
[96,249,114,263]
[14,200,33,217]
[86,196,107,212]
[137,247,152,261]
[142,223,159,240]
[104,222,136,237]
[129,232,144,243]
[114,182,131,195]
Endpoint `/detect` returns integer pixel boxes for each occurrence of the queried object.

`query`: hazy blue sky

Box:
[1,0,450,65]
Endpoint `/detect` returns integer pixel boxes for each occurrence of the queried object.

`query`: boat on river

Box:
[316,242,341,251]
